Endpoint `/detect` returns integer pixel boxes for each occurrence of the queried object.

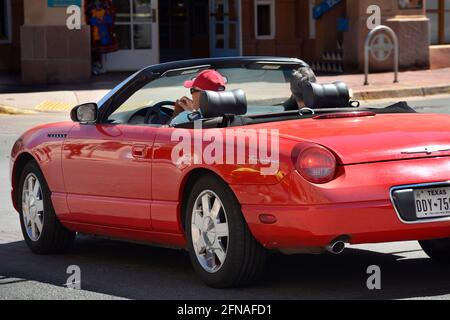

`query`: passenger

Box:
[170,70,226,126]
[284,67,317,111]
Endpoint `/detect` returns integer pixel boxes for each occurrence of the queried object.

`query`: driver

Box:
[169,69,226,126]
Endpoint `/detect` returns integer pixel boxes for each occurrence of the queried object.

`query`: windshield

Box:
[116,67,294,115]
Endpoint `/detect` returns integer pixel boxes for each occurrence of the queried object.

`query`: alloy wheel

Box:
[191,190,229,273]
[22,173,44,242]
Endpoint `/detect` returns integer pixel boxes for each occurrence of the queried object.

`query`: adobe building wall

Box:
[344,0,429,72]
[242,0,309,59]
[21,0,91,84]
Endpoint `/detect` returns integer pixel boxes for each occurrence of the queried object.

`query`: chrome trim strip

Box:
[390,181,450,225]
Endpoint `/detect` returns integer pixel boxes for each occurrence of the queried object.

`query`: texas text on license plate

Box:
[414,187,450,219]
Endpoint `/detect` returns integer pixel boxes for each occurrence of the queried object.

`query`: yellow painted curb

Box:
[35,101,74,112]
[0,105,37,115]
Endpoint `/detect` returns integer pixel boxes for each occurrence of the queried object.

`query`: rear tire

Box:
[185,174,267,288]
[419,238,450,263]
[18,160,75,254]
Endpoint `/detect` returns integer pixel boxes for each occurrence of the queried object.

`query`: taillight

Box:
[294,144,337,184]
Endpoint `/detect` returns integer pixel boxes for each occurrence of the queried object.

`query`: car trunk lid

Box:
[267,113,450,165]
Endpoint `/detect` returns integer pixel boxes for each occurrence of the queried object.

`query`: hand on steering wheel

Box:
[144,101,175,125]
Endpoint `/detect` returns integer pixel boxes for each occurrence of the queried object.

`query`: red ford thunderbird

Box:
[10,57,450,288]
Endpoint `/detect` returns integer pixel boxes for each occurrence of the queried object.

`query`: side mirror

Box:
[71,103,98,124]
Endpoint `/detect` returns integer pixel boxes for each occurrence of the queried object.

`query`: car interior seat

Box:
[199,89,248,118]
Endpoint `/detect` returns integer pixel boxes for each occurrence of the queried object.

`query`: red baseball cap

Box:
[184,70,226,92]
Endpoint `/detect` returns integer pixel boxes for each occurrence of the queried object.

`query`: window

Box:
[112,0,153,50]
[0,0,11,44]
[427,0,450,44]
[254,0,275,40]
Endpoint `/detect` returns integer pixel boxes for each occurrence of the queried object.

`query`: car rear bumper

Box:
[242,200,450,249]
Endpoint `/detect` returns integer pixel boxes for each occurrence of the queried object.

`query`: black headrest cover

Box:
[303,81,350,109]
[200,89,247,118]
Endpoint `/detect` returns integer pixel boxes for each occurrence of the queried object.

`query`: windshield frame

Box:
[96,56,309,124]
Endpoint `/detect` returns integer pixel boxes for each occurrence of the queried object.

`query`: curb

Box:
[353,85,450,101]
[35,101,74,112]
[0,105,37,115]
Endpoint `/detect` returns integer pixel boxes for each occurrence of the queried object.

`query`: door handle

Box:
[132,145,147,158]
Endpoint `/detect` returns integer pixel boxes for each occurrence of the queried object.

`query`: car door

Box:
[62,123,157,231]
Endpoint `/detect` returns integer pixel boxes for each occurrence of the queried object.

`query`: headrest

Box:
[200,89,247,118]
[302,81,350,109]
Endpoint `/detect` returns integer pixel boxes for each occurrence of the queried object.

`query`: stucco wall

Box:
[23,0,86,26]
[21,0,90,84]
[344,0,429,71]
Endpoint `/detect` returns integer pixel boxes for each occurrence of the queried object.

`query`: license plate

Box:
[414,187,450,218]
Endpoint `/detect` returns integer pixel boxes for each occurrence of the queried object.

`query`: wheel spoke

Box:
[213,243,226,264]
[194,234,206,254]
[35,199,44,213]
[201,194,211,217]
[23,191,29,205]
[34,217,43,233]
[215,222,229,238]
[32,180,40,197]
[31,223,37,239]
[22,201,29,216]
[192,210,203,231]
[210,198,222,221]
[205,249,216,269]
[26,215,32,228]
[27,177,33,194]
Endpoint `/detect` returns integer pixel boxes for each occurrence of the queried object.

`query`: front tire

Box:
[18,160,75,254]
[185,174,267,288]
[419,238,450,263]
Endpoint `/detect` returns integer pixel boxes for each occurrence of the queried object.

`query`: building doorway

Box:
[103,0,242,70]
[159,0,210,62]
[210,0,241,57]
[159,0,241,62]
[103,0,159,71]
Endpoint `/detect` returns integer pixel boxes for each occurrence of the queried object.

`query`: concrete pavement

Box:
[321,67,450,100]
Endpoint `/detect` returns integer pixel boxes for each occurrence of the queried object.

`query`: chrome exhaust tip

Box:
[326,240,346,255]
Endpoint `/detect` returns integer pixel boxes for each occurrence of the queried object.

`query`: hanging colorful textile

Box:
[85,0,119,53]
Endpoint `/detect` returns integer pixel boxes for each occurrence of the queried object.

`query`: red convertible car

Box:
[10,57,450,288]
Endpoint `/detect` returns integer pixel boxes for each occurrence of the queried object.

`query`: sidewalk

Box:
[1,68,450,114]
[320,67,450,100]
[0,71,128,113]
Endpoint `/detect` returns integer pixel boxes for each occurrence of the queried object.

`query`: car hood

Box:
[254,113,450,165]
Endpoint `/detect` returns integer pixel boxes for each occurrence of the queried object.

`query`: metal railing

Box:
[364,25,399,85]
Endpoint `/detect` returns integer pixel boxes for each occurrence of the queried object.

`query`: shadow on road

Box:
[0,236,449,300]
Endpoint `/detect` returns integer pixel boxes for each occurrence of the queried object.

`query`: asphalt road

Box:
[1,95,450,300]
